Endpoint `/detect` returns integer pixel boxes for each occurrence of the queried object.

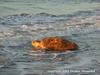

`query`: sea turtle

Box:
[32,37,78,53]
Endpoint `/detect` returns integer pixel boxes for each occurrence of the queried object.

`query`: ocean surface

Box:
[0,0,100,75]
[0,0,100,16]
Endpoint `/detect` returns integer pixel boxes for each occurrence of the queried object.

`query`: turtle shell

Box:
[32,37,78,53]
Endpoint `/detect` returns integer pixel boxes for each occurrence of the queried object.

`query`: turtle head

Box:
[32,40,41,48]
[32,40,45,49]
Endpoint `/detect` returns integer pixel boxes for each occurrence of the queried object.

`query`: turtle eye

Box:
[37,46,41,48]
[36,40,40,42]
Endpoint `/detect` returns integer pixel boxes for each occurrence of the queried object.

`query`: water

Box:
[0,0,100,16]
[0,0,100,75]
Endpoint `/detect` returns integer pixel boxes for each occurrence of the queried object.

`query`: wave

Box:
[0,9,100,25]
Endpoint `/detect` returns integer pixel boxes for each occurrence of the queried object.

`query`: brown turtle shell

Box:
[32,37,78,52]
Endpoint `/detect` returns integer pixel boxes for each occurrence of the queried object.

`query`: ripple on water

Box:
[0,10,100,75]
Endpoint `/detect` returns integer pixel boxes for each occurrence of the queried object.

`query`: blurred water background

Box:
[0,0,100,16]
[0,0,100,75]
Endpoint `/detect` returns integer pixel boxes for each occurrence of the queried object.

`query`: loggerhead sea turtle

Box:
[32,37,78,53]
